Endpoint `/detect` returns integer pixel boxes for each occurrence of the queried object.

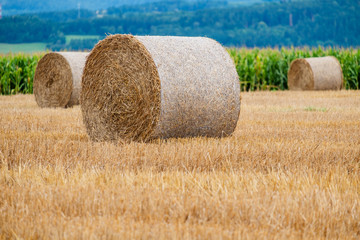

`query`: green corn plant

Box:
[0,53,42,95]
[0,48,359,95]
[228,47,359,91]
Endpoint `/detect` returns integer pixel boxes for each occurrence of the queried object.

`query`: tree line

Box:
[0,0,359,49]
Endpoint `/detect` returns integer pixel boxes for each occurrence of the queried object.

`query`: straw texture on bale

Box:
[287,56,343,90]
[34,52,88,107]
[81,34,240,142]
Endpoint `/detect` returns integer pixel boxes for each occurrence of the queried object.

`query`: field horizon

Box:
[0,43,47,54]
[0,91,359,239]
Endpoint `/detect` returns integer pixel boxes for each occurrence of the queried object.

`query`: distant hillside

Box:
[2,0,135,15]
[1,0,358,48]
[0,0,278,16]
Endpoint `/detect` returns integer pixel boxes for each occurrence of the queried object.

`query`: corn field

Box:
[0,54,42,95]
[229,47,360,91]
[0,48,359,95]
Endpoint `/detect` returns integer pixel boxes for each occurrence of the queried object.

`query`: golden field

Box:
[0,91,359,239]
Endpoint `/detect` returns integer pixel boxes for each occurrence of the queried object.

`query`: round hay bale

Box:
[34,52,88,108]
[287,56,343,90]
[81,34,240,142]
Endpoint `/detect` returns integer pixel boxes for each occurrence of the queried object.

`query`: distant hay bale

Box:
[34,52,88,107]
[287,56,343,90]
[81,34,240,142]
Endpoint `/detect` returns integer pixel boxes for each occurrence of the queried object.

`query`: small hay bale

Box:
[287,56,343,90]
[34,52,88,107]
[81,34,240,142]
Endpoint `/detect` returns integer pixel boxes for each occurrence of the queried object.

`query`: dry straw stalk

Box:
[81,34,240,142]
[287,56,343,90]
[34,52,88,107]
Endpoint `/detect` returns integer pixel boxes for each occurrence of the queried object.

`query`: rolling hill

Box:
[1,0,279,15]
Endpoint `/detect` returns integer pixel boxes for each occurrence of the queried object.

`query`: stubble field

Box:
[0,91,359,239]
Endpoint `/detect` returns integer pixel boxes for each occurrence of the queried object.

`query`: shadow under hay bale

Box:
[81,34,241,142]
[287,56,343,91]
[34,52,88,108]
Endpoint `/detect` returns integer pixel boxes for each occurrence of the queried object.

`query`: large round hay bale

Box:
[287,56,343,90]
[81,34,240,142]
[34,52,88,107]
